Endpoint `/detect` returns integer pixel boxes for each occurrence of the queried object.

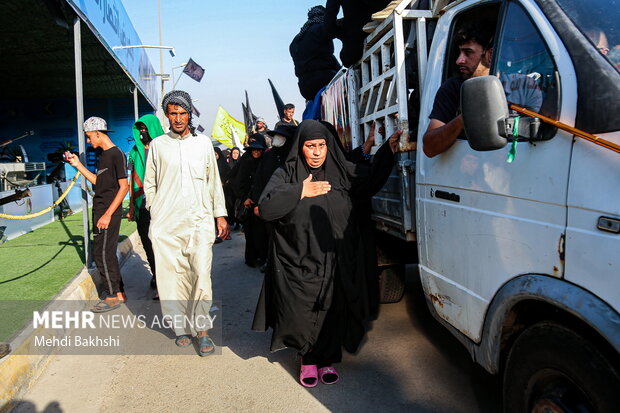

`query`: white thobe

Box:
[144,131,227,336]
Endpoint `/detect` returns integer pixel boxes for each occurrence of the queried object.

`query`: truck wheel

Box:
[379,264,405,303]
[503,321,620,413]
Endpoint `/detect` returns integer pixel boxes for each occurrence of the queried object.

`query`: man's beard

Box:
[458,66,474,79]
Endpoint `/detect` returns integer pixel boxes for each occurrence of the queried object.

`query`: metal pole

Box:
[158,0,164,99]
[133,87,139,121]
[74,18,91,266]
[173,72,183,89]
[172,63,187,89]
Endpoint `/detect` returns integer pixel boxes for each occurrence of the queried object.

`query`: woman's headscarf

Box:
[283,119,352,191]
[228,147,241,169]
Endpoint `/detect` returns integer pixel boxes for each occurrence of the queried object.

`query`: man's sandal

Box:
[300,364,318,388]
[175,335,192,348]
[318,366,340,385]
[197,335,216,357]
[91,300,121,313]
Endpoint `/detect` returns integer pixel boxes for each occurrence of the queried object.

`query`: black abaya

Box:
[232,152,268,266]
[252,120,394,361]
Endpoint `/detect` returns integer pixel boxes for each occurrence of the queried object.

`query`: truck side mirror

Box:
[461,76,509,151]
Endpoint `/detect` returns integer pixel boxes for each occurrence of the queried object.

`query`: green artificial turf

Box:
[0,205,136,341]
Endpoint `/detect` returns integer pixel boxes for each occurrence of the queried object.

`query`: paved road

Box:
[12,230,501,413]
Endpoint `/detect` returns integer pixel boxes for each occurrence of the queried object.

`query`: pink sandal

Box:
[299,363,318,388]
[318,366,340,385]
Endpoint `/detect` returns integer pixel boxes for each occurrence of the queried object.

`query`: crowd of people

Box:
[61,0,417,388]
[64,82,401,389]
[61,0,507,386]
[30,0,620,397]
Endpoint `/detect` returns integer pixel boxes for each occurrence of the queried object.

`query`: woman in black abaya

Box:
[252,119,398,387]
[233,134,268,267]
[213,147,230,184]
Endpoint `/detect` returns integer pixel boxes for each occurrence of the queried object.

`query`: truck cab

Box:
[322,0,620,410]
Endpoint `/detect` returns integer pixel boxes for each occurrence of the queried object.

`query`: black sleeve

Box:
[232,159,250,199]
[346,145,369,164]
[249,159,266,203]
[113,149,127,181]
[258,168,303,222]
[227,161,240,186]
[324,0,344,40]
[349,140,394,200]
[218,163,230,184]
[429,78,461,124]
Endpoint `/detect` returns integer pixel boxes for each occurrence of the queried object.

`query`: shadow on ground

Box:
[5,400,63,413]
[217,233,502,413]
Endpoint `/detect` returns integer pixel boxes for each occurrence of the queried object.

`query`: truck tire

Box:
[379,264,405,303]
[503,321,620,413]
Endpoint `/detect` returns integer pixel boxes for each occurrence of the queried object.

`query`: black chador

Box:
[252,120,394,365]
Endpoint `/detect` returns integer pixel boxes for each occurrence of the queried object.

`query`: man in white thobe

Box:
[144,90,229,356]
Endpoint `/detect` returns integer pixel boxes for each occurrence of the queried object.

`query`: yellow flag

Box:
[211,106,246,148]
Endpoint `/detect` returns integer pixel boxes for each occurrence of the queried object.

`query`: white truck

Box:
[321,0,620,410]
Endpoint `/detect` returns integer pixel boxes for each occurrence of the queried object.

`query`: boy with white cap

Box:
[66,116,129,312]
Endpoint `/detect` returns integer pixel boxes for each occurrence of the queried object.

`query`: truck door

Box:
[416,0,574,342]
[559,1,620,314]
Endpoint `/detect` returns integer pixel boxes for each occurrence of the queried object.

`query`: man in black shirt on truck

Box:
[66,116,129,312]
[423,23,494,158]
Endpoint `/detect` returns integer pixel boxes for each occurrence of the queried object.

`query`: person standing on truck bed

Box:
[290,5,341,101]
[275,103,299,128]
[423,22,494,158]
[324,0,392,67]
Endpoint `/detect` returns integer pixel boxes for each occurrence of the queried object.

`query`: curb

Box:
[0,231,139,412]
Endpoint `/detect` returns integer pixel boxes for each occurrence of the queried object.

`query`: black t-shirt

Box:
[93,146,127,215]
[429,76,464,124]
[275,119,298,128]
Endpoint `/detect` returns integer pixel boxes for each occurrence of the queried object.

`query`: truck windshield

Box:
[556,0,620,72]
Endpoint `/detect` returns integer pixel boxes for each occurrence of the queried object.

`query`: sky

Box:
[122,0,342,134]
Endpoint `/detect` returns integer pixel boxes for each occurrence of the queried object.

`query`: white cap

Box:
[83,116,113,133]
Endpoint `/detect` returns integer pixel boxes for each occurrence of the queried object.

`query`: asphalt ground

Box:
[10,229,501,413]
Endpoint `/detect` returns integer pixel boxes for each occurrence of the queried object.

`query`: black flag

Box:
[183,58,205,82]
[197,125,205,133]
[242,103,252,137]
[243,91,258,136]
[268,79,285,121]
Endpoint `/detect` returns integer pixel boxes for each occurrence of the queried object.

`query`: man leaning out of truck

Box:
[422,22,494,158]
